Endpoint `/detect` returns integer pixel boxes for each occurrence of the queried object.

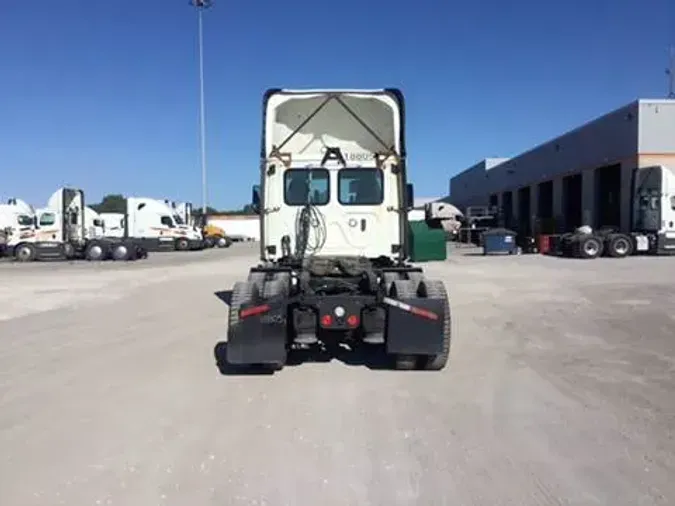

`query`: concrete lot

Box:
[0,243,674,505]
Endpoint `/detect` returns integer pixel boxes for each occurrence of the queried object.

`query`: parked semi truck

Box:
[167,200,231,248]
[224,88,451,372]
[105,198,204,251]
[558,164,675,259]
[7,188,146,262]
[0,199,36,256]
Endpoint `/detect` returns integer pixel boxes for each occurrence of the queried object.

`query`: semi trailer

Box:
[7,188,147,262]
[557,164,675,259]
[225,88,452,372]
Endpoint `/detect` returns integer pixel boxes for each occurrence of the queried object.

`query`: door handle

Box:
[361,219,366,231]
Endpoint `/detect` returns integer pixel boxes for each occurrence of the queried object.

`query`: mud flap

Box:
[226,301,288,365]
[384,297,445,355]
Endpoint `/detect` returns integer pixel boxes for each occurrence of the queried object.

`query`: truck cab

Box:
[124,198,203,251]
[254,89,414,263]
[632,164,675,253]
[0,201,36,255]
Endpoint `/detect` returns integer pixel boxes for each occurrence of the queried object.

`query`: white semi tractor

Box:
[104,198,204,252]
[0,199,36,256]
[5,188,147,262]
[558,164,675,259]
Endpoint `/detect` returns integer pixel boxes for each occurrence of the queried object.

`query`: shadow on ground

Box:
[213,341,401,376]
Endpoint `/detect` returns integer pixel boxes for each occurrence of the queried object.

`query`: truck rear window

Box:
[338,168,383,205]
[284,169,329,206]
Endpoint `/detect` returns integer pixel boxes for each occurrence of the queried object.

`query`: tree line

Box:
[89,194,254,216]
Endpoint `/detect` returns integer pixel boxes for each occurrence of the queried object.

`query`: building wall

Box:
[638,100,675,154]
[449,158,508,211]
[486,102,640,194]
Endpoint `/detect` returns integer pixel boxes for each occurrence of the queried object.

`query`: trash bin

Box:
[408,220,447,262]
[481,228,518,255]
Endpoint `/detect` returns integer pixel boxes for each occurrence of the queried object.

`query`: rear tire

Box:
[577,235,602,259]
[85,242,106,261]
[419,279,451,371]
[607,234,632,258]
[111,243,130,261]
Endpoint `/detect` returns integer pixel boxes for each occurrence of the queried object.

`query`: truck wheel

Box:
[216,236,230,248]
[577,235,602,259]
[14,243,36,262]
[607,234,632,258]
[176,238,189,251]
[85,242,105,261]
[112,243,130,261]
[390,279,420,370]
[419,279,451,371]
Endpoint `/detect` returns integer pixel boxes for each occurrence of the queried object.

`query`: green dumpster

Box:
[408,220,447,262]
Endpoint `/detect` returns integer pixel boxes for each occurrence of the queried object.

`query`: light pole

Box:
[191,0,212,216]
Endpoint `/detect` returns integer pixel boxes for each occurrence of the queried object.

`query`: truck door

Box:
[37,211,59,241]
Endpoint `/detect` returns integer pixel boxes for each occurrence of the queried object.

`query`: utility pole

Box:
[191,0,212,215]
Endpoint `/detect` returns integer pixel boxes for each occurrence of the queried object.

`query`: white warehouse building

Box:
[449,99,675,235]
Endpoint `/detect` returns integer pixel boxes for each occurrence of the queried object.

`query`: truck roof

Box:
[261,88,407,161]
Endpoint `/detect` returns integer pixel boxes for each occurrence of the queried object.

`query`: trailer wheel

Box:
[607,234,632,258]
[577,235,602,259]
[14,243,36,262]
[418,279,451,371]
[389,280,420,370]
[85,242,105,261]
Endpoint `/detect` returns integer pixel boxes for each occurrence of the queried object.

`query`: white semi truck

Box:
[6,188,147,262]
[224,88,451,372]
[105,198,204,252]
[558,164,675,259]
[0,199,36,256]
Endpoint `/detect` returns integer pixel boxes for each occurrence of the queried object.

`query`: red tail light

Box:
[321,314,333,326]
[346,315,359,327]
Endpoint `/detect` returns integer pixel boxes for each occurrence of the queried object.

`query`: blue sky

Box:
[1,0,674,210]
